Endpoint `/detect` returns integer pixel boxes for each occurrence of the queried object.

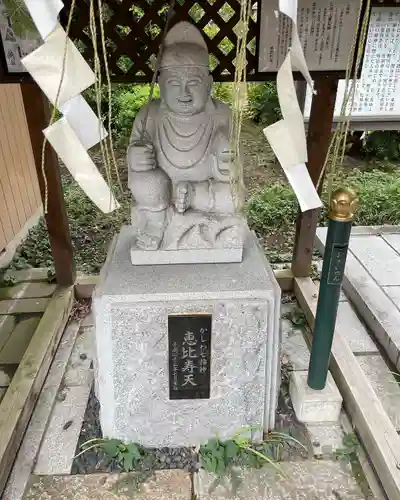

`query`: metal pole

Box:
[307,188,358,390]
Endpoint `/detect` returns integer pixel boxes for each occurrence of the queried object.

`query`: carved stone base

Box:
[131,211,244,265]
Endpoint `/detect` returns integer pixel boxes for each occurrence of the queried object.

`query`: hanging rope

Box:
[318,0,371,199]
[97,0,122,193]
[229,0,252,214]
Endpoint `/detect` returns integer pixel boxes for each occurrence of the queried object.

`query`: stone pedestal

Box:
[289,371,343,424]
[93,226,280,447]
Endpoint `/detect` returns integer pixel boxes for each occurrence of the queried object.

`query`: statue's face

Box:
[159,67,212,115]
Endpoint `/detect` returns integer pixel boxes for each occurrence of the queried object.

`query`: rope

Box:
[318,0,371,199]
[89,0,114,207]
[97,0,122,193]
[40,0,76,213]
[229,0,252,213]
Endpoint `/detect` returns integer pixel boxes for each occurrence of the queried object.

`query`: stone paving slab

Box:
[34,381,92,474]
[195,461,365,499]
[357,354,400,431]
[24,471,192,500]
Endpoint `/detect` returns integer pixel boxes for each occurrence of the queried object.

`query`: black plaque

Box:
[168,314,212,400]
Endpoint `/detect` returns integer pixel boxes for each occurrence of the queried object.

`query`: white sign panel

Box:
[0,0,41,73]
[304,7,400,124]
[259,0,361,72]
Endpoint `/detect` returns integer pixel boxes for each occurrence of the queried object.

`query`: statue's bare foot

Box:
[136,226,163,250]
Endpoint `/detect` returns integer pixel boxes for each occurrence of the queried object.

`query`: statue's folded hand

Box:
[127,142,156,172]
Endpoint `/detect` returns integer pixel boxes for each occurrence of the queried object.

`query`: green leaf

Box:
[224,440,239,461]
[102,439,123,458]
[215,457,226,476]
[122,451,135,471]
[126,442,142,461]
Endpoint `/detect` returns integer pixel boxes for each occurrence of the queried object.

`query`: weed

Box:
[75,438,147,472]
[282,308,307,330]
[334,432,360,465]
[199,427,305,493]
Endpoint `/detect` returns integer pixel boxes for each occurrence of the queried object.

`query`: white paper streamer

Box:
[60,94,108,150]
[22,24,95,107]
[23,0,63,40]
[279,0,313,89]
[44,119,119,213]
[263,1,322,212]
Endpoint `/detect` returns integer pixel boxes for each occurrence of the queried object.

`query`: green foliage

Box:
[212,83,233,105]
[361,131,400,161]
[247,83,281,125]
[334,432,360,465]
[247,168,400,236]
[8,170,130,274]
[200,428,305,479]
[76,438,145,472]
[246,183,298,232]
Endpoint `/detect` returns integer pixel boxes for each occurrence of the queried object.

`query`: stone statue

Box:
[127,21,244,265]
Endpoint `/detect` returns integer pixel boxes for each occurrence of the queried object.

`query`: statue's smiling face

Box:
[159,67,212,115]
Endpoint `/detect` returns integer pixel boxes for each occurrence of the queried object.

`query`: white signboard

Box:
[259,0,361,72]
[304,7,400,127]
[0,0,41,73]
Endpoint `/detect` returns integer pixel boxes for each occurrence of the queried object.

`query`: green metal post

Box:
[307,188,358,390]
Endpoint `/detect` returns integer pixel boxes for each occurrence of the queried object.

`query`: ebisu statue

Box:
[127,21,244,265]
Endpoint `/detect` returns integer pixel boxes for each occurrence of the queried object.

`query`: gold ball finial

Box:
[329,188,358,222]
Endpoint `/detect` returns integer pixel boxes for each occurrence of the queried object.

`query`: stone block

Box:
[24,471,192,500]
[289,371,342,424]
[194,461,364,499]
[93,227,281,447]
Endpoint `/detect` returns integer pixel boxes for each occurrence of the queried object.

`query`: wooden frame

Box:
[294,277,400,500]
[0,286,74,494]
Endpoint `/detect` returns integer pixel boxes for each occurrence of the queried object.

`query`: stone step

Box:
[195,461,365,499]
[24,471,192,500]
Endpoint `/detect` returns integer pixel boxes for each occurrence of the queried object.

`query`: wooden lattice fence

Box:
[61,0,260,83]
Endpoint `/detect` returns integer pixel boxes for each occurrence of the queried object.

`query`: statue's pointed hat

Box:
[160,21,209,70]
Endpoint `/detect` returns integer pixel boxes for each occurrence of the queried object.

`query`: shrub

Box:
[247,168,400,237]
[247,82,281,125]
[361,131,400,161]
[246,183,298,232]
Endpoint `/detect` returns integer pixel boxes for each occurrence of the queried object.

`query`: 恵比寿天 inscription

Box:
[168,314,211,400]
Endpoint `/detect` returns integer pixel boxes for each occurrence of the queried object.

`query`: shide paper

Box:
[22,24,95,108]
[44,119,119,213]
[23,0,63,39]
[263,0,322,212]
[60,94,108,150]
